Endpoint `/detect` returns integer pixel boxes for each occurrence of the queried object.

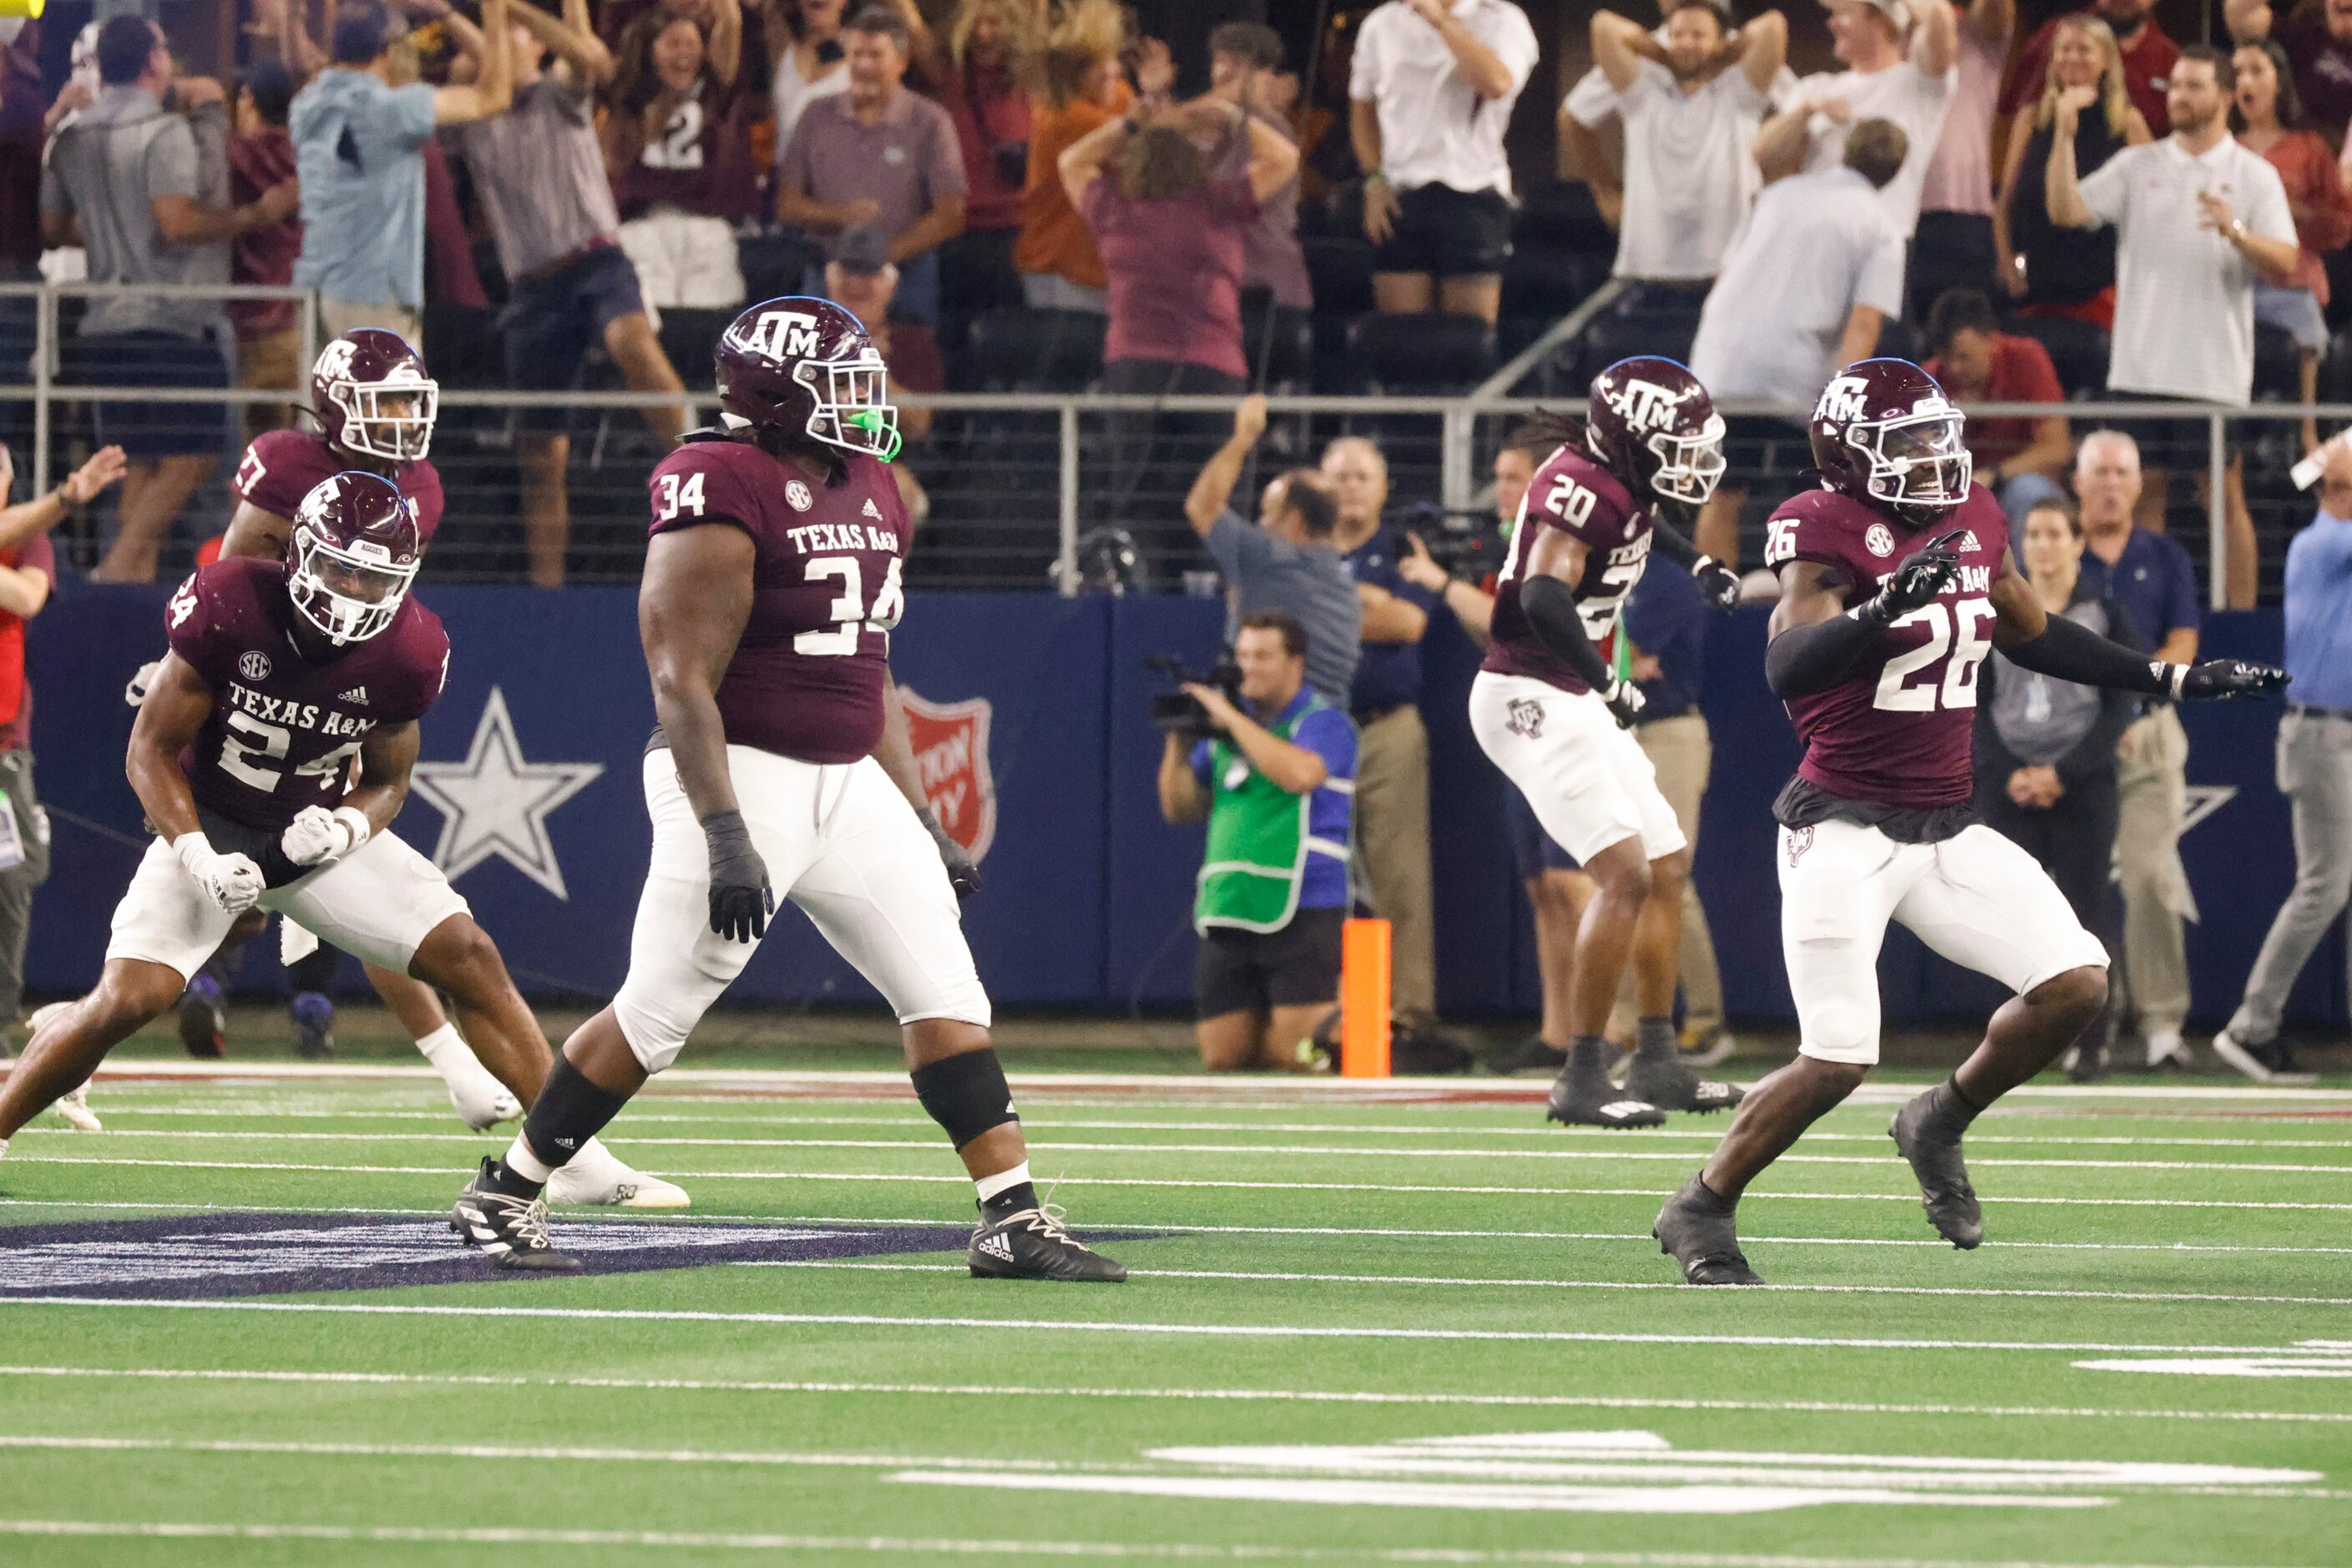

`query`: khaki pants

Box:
[1609,711,1724,1036]
[236,325,304,447]
[317,297,423,348]
[2113,706,2193,1035]
[1353,703,1436,1019]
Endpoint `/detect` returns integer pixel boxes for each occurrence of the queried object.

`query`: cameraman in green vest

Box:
[1158,610,1359,1072]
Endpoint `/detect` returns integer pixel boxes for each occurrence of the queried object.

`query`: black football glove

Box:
[1599,675,1646,730]
[1691,554,1742,613]
[921,807,981,900]
[1855,528,1967,627]
[701,808,773,943]
[2167,659,2290,702]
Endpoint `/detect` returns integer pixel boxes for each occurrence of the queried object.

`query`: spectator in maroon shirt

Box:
[1062,96,1297,529]
[916,0,1035,357]
[228,60,304,443]
[2002,0,2178,137]
[2228,0,2352,149]
[1923,287,2073,523]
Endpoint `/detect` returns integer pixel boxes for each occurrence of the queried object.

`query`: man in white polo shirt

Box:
[2045,43,2294,604]
[1588,3,1789,298]
[1349,0,1540,325]
[1689,118,1909,563]
[1754,0,1957,240]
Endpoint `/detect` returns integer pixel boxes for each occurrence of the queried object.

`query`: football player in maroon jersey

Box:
[1470,357,1746,1129]
[0,475,681,1222]
[118,332,524,1145]
[1655,361,2285,1285]
[452,298,1123,1279]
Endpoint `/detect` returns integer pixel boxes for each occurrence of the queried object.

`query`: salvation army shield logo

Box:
[898,689,996,862]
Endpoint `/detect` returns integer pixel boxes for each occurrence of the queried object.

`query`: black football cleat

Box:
[968,1206,1126,1282]
[1626,1050,1744,1115]
[1653,1175,1763,1285]
[453,1157,581,1272]
[1889,1088,1984,1250]
[1545,1040,1666,1128]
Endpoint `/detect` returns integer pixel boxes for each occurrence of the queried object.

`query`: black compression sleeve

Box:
[1520,575,1616,691]
[1648,518,1698,567]
[2001,610,2171,696]
[1763,610,1886,697]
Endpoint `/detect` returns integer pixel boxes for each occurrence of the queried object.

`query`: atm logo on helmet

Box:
[743,310,824,362]
[1816,376,1872,424]
[1606,378,1692,432]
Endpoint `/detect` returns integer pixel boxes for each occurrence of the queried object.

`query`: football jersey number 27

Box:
[1874,599,1995,712]
[795,554,907,656]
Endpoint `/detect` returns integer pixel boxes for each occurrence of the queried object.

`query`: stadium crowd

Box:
[1,0,2348,594]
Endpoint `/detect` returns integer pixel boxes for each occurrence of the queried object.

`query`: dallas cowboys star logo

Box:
[409,687,604,900]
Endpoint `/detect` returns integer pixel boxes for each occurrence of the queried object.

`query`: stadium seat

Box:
[1572,296,1699,385]
[1998,313,2109,397]
[2253,321,2303,402]
[1514,180,1616,263]
[1501,243,1604,327]
[1302,235,1375,319]
[964,306,1105,392]
[1240,294,1314,392]
[1345,311,1497,392]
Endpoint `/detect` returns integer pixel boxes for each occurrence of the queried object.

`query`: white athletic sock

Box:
[504,1135,554,1183]
[974,1161,1032,1206]
[412,1023,469,1070]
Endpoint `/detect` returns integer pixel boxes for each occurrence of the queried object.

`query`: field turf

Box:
[0,1051,2346,1567]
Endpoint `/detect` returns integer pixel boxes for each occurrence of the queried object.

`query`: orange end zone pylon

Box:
[1340,917,1392,1078]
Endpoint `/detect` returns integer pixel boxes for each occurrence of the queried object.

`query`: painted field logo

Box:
[0,1212,975,1300]
[891,1429,2319,1515]
[899,689,995,862]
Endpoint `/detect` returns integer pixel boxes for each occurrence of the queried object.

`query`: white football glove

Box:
[281,805,371,868]
[125,659,162,708]
[174,832,264,913]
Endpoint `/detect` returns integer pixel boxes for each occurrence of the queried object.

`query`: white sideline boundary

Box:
[0,1297,2326,1355]
[22,1127,2352,1176]
[75,1061,2352,1101]
[3,1363,2347,1424]
[0,1522,2263,1567]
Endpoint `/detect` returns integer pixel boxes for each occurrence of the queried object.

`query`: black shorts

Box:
[2097,392,2213,473]
[67,331,230,458]
[1502,779,1580,883]
[498,245,649,431]
[1195,906,1345,1019]
[1375,184,1512,279]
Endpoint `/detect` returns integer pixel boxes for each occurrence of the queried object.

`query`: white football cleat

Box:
[546,1136,690,1209]
[2144,1028,2191,1071]
[437,1055,522,1132]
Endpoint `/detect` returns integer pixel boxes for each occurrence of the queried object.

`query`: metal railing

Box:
[0,281,2332,604]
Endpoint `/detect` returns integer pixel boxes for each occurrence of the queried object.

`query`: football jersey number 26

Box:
[1874,599,1995,713]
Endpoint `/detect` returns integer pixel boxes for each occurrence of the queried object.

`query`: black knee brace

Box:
[911,1048,1019,1150]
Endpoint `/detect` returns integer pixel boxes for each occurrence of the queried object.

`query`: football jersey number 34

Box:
[797,554,906,656]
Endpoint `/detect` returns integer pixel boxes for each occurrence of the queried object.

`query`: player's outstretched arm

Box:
[1989,558,2287,701]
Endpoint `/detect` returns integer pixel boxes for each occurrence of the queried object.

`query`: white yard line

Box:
[13,1155,2351,1211]
[3,1196,2346,1255]
[0,1297,2327,1355]
[3,1363,2346,1424]
[742,1260,2352,1308]
[23,1128,2352,1176]
[0,1522,2269,1568]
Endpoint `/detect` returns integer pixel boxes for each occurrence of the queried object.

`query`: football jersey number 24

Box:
[1874,599,1995,713]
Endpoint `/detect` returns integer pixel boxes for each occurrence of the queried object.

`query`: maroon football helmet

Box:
[1586,357,1727,505]
[286,472,422,645]
[1808,358,1972,523]
[714,296,901,461]
[311,330,438,464]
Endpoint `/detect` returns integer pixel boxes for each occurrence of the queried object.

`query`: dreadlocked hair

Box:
[1502,408,1589,465]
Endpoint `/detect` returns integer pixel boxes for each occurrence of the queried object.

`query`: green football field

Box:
[0,1050,2347,1567]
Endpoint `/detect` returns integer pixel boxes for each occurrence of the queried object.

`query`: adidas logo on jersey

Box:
[1958,531,1980,552]
[862,499,883,521]
[976,1231,1014,1262]
[339,686,368,705]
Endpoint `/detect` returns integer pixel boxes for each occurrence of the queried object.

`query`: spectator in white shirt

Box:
[2046,43,2297,606]
[1588,3,1788,306]
[1690,117,1909,562]
[1909,0,2013,317]
[1754,0,1959,240]
[1348,0,1540,324]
